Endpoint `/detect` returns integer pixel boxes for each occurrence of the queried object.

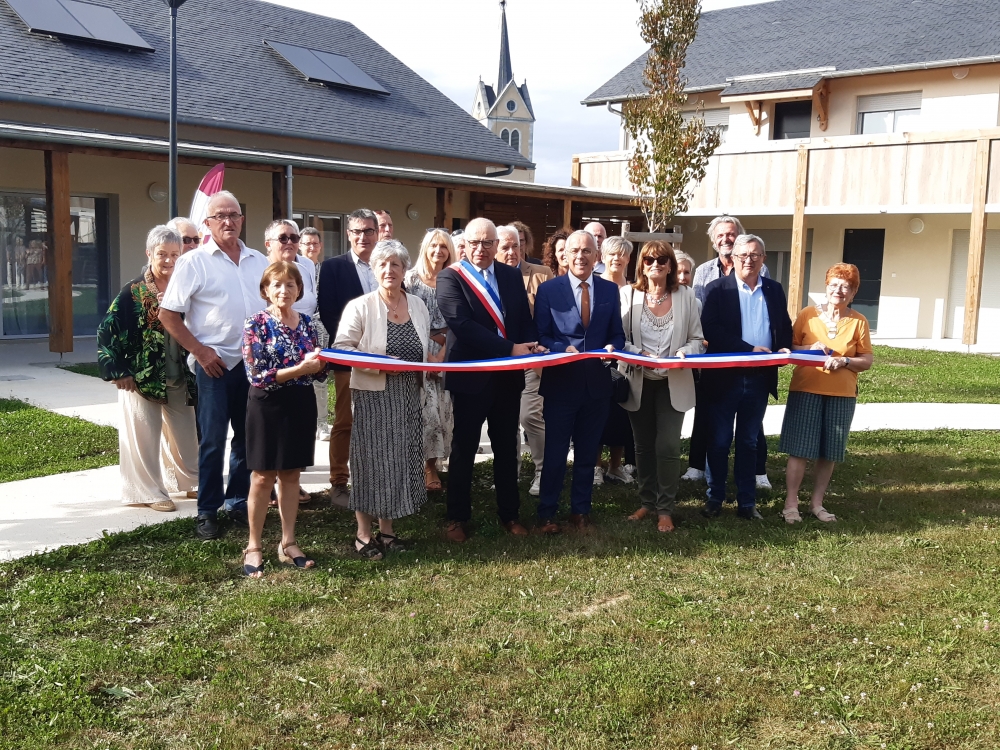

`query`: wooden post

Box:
[271,170,287,220]
[788,145,810,320]
[562,199,572,229]
[570,157,581,187]
[435,187,453,230]
[963,137,993,345]
[45,150,74,353]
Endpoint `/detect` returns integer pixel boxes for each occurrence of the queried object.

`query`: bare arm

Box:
[159,308,226,378]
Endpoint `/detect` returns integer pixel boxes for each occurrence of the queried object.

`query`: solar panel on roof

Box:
[266,40,389,95]
[4,0,153,52]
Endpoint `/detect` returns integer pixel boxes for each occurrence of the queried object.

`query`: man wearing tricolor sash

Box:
[436,218,545,543]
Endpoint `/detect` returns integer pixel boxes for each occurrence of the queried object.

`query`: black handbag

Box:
[607,360,631,403]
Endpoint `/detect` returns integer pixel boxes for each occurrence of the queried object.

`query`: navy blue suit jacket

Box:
[317,253,366,372]
[534,274,626,400]
[700,272,793,397]
[436,260,537,395]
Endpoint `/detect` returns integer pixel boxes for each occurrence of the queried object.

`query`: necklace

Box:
[816,302,841,339]
[381,291,404,320]
[646,290,669,307]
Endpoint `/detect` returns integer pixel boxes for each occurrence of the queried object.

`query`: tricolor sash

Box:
[453,260,506,338]
[320,348,828,373]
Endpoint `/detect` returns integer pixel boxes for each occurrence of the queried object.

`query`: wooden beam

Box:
[562,199,573,229]
[745,100,762,136]
[963,137,992,345]
[787,145,810,320]
[44,150,73,354]
[271,170,288,220]
[814,79,830,132]
[570,157,581,187]
[434,187,454,230]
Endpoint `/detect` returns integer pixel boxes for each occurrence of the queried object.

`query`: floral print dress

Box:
[405,270,453,461]
[241,310,327,390]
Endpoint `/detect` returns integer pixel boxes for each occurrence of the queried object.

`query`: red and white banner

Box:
[319,348,828,373]
[189,163,226,234]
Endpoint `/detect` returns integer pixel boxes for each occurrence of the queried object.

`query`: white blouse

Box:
[640,304,674,381]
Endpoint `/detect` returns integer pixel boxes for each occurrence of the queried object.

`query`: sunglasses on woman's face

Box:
[642,255,670,267]
[270,234,300,245]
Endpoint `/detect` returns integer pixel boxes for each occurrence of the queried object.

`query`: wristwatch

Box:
[843,357,851,369]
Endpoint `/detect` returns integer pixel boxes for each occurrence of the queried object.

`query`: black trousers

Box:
[447,385,522,524]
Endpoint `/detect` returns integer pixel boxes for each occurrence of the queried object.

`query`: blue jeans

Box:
[706,373,770,509]
[538,391,610,519]
[195,362,251,517]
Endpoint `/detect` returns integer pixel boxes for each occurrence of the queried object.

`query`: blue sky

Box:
[267,0,767,185]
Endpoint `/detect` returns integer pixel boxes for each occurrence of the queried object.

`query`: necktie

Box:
[580,281,590,329]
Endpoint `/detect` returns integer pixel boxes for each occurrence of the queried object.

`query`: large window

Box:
[773,100,813,139]
[682,107,730,142]
[0,193,111,337]
[293,211,344,258]
[857,91,921,134]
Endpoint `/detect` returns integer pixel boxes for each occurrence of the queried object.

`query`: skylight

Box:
[265,40,389,95]
[4,0,153,52]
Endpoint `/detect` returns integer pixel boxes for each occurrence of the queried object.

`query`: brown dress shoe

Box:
[503,520,529,536]
[569,513,593,530]
[445,521,467,543]
[538,519,561,535]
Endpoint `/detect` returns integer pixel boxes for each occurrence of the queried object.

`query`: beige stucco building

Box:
[577,0,1000,348]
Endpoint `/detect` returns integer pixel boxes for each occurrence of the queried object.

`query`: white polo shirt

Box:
[160,238,269,370]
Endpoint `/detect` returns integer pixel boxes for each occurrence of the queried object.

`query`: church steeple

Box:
[497,0,513,91]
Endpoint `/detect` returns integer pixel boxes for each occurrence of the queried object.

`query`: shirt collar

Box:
[349,250,370,266]
[738,275,764,294]
[569,271,594,291]
[204,237,251,261]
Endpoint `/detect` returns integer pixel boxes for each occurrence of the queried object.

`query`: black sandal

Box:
[242,546,265,577]
[353,537,384,561]
[376,532,407,552]
[278,540,315,569]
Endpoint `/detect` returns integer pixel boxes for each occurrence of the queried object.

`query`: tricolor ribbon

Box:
[451,260,506,338]
[319,348,829,373]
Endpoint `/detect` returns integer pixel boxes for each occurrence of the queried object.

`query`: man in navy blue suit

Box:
[533,230,626,532]
[436,218,544,543]
[317,208,379,507]
[700,234,793,520]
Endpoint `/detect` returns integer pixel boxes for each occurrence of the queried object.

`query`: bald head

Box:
[584,221,607,251]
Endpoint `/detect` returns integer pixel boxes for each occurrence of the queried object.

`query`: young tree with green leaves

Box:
[622,0,722,233]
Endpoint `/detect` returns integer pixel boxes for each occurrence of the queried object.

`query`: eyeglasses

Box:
[348,227,376,238]
[268,233,300,245]
[733,252,764,262]
[642,255,670,267]
[206,212,242,224]
[466,239,496,250]
[182,236,200,245]
[827,282,852,293]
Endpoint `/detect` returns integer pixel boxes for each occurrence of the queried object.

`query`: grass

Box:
[0,398,118,483]
[58,363,102,379]
[2,429,999,748]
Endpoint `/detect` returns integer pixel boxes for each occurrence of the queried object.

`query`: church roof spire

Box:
[497,0,513,92]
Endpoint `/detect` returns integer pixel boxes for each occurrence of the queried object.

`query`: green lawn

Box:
[2,429,999,748]
[57,363,102,379]
[0,398,118,483]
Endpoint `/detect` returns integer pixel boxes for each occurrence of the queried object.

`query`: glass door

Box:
[293,211,344,259]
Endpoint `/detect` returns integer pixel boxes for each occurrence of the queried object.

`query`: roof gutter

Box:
[0,91,536,171]
[0,121,631,201]
[582,54,1000,106]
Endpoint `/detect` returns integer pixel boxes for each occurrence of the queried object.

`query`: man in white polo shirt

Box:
[160,190,269,540]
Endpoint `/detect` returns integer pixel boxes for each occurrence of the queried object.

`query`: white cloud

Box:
[265,0,766,185]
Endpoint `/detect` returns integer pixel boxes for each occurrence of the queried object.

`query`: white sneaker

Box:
[622,464,636,481]
[756,473,772,490]
[681,467,705,481]
[593,467,604,486]
[529,471,541,496]
[316,425,331,441]
[605,467,634,485]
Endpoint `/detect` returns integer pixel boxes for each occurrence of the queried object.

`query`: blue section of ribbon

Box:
[460,259,504,313]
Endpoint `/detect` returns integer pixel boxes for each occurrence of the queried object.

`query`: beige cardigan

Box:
[333,290,430,391]
[618,284,705,412]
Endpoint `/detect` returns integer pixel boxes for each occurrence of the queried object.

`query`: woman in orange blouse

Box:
[780,263,873,524]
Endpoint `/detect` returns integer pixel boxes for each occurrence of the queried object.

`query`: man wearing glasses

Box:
[167,217,202,253]
[699,234,792,521]
[160,191,269,540]
[436,217,544,542]
[317,208,379,507]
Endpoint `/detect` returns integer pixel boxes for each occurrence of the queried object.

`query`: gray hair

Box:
[601,235,633,260]
[347,208,377,227]
[300,226,321,241]
[167,216,198,236]
[370,239,411,271]
[706,215,745,241]
[497,225,519,244]
[734,234,766,254]
[205,190,240,215]
[146,225,182,254]
[264,219,300,240]
[674,250,696,269]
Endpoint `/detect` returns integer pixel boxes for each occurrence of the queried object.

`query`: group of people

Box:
[96,189,872,577]
[3,237,47,289]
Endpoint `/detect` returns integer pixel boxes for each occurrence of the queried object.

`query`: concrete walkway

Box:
[2,337,999,560]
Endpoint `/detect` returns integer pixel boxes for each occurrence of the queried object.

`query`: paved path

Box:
[2,347,999,561]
